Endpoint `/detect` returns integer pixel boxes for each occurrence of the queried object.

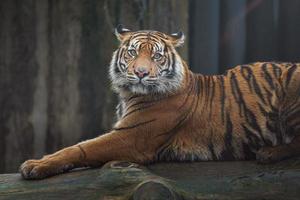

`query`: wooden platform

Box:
[1,159,300,200]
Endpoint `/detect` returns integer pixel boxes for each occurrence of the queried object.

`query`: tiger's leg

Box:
[256,135,300,164]
[257,65,300,164]
[20,131,153,179]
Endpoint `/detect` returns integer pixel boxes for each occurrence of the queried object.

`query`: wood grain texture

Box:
[1,159,300,199]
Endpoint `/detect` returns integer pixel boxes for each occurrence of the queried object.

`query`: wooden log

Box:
[1,159,300,200]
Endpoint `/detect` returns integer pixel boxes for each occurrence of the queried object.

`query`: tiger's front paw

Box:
[19,159,73,180]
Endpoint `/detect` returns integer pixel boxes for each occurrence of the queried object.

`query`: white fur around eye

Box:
[128,49,137,57]
[153,53,163,60]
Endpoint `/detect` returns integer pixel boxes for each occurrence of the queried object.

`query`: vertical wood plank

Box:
[32,0,49,159]
[219,0,246,73]
[77,0,118,140]
[46,0,84,153]
[245,0,278,63]
[0,0,10,173]
[0,0,37,173]
[189,0,220,74]
[278,0,300,62]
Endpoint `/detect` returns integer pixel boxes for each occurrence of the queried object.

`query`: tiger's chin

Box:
[124,83,162,95]
[129,84,152,95]
[117,82,178,96]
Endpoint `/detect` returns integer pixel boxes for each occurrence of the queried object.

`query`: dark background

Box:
[0,0,300,173]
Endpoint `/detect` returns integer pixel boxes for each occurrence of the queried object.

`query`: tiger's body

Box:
[115,62,300,162]
[20,27,300,179]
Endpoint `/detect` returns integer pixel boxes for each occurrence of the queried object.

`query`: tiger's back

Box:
[158,62,300,161]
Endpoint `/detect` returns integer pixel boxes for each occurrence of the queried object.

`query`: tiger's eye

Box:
[153,53,162,60]
[128,49,137,57]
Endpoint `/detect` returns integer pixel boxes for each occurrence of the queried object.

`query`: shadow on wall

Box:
[0,0,299,173]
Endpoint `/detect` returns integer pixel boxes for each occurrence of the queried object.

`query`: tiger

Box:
[20,25,300,179]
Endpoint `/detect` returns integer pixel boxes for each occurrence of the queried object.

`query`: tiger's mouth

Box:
[127,75,158,86]
[120,71,183,95]
[123,78,159,94]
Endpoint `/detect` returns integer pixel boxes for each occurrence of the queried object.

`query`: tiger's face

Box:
[110,25,186,95]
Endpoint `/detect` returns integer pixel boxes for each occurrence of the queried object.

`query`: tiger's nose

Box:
[134,66,149,79]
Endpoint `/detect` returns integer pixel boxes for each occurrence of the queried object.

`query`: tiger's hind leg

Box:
[256,64,300,164]
[256,135,300,164]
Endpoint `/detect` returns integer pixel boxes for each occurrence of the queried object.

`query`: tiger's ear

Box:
[115,24,132,41]
[169,31,185,47]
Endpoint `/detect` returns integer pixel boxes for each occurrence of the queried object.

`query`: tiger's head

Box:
[110,25,186,95]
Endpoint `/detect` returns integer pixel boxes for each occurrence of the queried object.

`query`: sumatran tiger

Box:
[20,25,300,179]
